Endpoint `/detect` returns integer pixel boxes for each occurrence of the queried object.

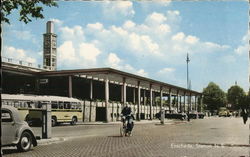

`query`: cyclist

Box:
[121,104,134,136]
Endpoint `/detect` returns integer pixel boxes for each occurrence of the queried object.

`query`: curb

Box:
[37,137,65,145]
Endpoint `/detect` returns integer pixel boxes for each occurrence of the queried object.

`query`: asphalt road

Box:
[2,117,250,157]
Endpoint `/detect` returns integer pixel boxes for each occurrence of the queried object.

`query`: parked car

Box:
[156,111,186,120]
[188,111,205,119]
[198,112,205,119]
[218,107,231,117]
[1,105,37,152]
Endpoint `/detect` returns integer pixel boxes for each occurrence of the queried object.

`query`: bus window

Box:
[14,102,19,108]
[64,102,71,109]
[19,101,25,108]
[26,101,31,108]
[71,102,76,109]
[36,101,43,108]
[77,102,82,109]
[52,101,58,109]
[2,101,7,106]
[59,102,64,109]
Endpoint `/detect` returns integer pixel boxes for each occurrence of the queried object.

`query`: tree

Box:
[202,82,226,112]
[1,0,58,24]
[227,85,245,110]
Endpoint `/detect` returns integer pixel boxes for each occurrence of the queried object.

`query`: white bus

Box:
[1,94,83,126]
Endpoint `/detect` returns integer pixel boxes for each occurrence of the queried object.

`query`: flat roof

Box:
[2,62,201,95]
[39,67,201,95]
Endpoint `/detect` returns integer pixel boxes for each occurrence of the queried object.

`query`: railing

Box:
[2,57,43,69]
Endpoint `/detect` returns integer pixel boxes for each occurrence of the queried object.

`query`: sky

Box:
[2,1,249,93]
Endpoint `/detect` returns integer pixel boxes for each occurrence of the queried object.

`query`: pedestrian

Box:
[242,109,248,124]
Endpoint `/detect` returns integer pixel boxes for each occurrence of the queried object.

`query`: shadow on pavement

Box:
[108,135,123,138]
[2,148,19,155]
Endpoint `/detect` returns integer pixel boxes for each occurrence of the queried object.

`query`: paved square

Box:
[2,117,250,157]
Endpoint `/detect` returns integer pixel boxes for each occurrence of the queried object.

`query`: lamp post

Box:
[186,53,190,89]
[186,53,190,121]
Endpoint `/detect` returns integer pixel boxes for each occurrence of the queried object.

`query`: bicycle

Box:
[120,115,133,137]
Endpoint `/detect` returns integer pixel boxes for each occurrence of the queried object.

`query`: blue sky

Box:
[2,1,249,93]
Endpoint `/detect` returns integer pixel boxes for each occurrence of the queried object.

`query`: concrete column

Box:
[121,85,124,103]
[143,89,147,119]
[176,91,179,113]
[137,81,141,121]
[90,79,93,100]
[89,79,93,122]
[133,88,136,104]
[143,89,146,105]
[200,95,203,112]
[123,77,126,107]
[194,95,197,111]
[168,88,172,113]
[150,84,153,120]
[105,76,109,122]
[68,75,72,98]
[42,103,51,139]
[160,87,164,124]
[184,92,186,113]
[189,93,192,113]
[179,95,182,112]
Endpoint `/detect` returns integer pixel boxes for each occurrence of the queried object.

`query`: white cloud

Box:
[60,25,84,41]
[172,32,185,41]
[79,43,101,63]
[58,41,76,62]
[166,10,181,22]
[158,67,175,74]
[123,20,135,29]
[234,32,249,56]
[235,45,247,55]
[145,12,167,26]
[107,53,121,68]
[203,42,230,51]
[49,18,63,26]
[137,69,148,77]
[127,33,161,55]
[57,41,101,69]
[185,35,199,44]
[3,46,37,64]
[105,53,148,77]
[87,23,103,31]
[102,1,135,19]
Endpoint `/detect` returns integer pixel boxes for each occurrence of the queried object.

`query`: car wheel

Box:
[52,117,57,127]
[17,131,32,152]
[71,117,77,125]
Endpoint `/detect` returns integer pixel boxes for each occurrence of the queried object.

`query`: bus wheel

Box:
[71,117,77,125]
[52,117,57,127]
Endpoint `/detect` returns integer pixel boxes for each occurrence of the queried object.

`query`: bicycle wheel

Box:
[120,124,126,137]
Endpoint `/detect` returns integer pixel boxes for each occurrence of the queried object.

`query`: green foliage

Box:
[227,85,245,110]
[1,0,57,24]
[202,82,226,111]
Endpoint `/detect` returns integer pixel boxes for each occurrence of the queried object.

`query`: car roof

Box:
[2,105,22,122]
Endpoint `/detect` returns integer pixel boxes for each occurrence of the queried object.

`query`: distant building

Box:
[43,21,57,71]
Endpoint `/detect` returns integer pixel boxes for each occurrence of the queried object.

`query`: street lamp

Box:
[186,53,190,90]
[186,53,190,121]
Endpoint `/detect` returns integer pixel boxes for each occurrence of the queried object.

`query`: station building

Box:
[1,21,202,122]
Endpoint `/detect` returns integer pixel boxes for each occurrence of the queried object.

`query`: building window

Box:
[45,58,50,66]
